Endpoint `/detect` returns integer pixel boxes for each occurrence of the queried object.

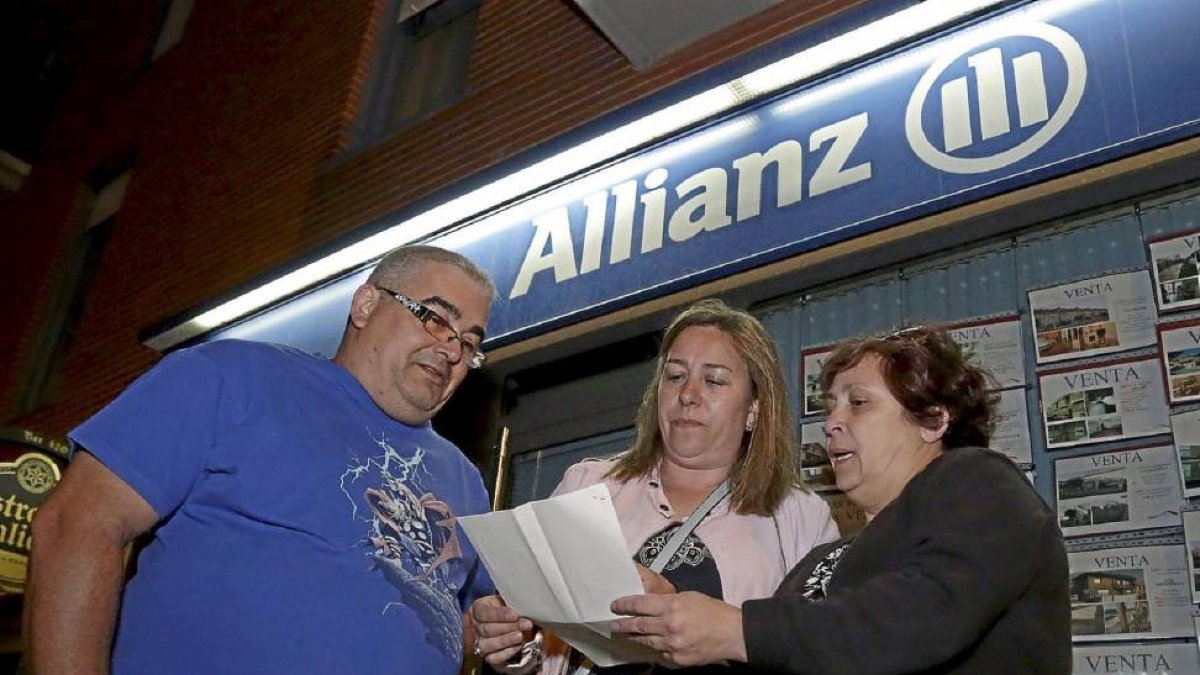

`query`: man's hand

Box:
[466,594,535,668]
[610,591,747,668]
[634,563,675,594]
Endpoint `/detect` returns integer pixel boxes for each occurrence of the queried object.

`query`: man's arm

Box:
[24,451,159,675]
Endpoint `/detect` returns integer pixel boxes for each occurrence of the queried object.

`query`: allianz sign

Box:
[509,21,1088,300]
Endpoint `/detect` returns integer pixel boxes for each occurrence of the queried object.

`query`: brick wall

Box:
[2,0,861,436]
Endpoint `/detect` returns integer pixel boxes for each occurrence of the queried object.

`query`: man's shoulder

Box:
[171,340,325,380]
[155,341,331,401]
[183,339,316,366]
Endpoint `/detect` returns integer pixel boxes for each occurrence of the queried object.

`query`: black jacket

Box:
[742,448,1070,674]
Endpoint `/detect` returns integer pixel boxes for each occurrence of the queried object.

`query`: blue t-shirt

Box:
[70,340,494,675]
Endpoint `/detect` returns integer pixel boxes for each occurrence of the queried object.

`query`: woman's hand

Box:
[634,563,676,594]
[466,595,535,668]
[610,591,747,668]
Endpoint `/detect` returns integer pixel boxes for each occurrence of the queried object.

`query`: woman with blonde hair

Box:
[469,299,838,674]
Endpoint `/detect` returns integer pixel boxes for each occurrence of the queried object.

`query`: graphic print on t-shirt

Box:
[340,433,464,658]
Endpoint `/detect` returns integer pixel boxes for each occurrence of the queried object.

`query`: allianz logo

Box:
[507,22,1088,299]
[906,22,1087,174]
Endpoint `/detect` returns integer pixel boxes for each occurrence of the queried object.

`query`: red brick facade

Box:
[1,0,860,437]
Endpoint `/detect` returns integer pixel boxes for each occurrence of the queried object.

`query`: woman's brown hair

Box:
[819,325,996,449]
[608,299,800,515]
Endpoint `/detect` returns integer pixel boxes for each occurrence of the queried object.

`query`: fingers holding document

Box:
[467,594,534,667]
[610,591,747,668]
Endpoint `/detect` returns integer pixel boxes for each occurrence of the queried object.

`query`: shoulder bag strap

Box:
[647,478,730,573]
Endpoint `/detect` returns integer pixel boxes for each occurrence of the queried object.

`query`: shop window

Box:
[16,167,128,413]
[147,0,193,62]
[353,0,479,146]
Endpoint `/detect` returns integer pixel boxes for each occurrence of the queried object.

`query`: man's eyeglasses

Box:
[375,286,486,369]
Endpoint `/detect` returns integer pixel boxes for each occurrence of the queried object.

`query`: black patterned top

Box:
[799,535,855,602]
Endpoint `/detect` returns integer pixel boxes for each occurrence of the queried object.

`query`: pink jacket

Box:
[531,457,840,675]
[552,457,840,607]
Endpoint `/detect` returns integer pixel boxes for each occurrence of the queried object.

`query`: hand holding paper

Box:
[458,485,664,667]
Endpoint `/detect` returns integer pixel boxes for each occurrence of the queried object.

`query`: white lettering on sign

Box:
[509,114,872,299]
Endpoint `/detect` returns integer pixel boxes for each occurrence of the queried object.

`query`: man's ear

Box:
[920,407,950,444]
[347,284,379,329]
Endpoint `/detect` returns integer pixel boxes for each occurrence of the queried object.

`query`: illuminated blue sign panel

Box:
[432,0,1200,344]
[218,0,1200,355]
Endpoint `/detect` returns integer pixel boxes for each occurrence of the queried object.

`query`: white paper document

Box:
[458,484,662,667]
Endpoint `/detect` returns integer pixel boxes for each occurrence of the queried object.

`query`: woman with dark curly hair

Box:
[611,324,1071,674]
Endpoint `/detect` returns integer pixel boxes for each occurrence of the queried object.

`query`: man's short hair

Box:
[367,245,496,299]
